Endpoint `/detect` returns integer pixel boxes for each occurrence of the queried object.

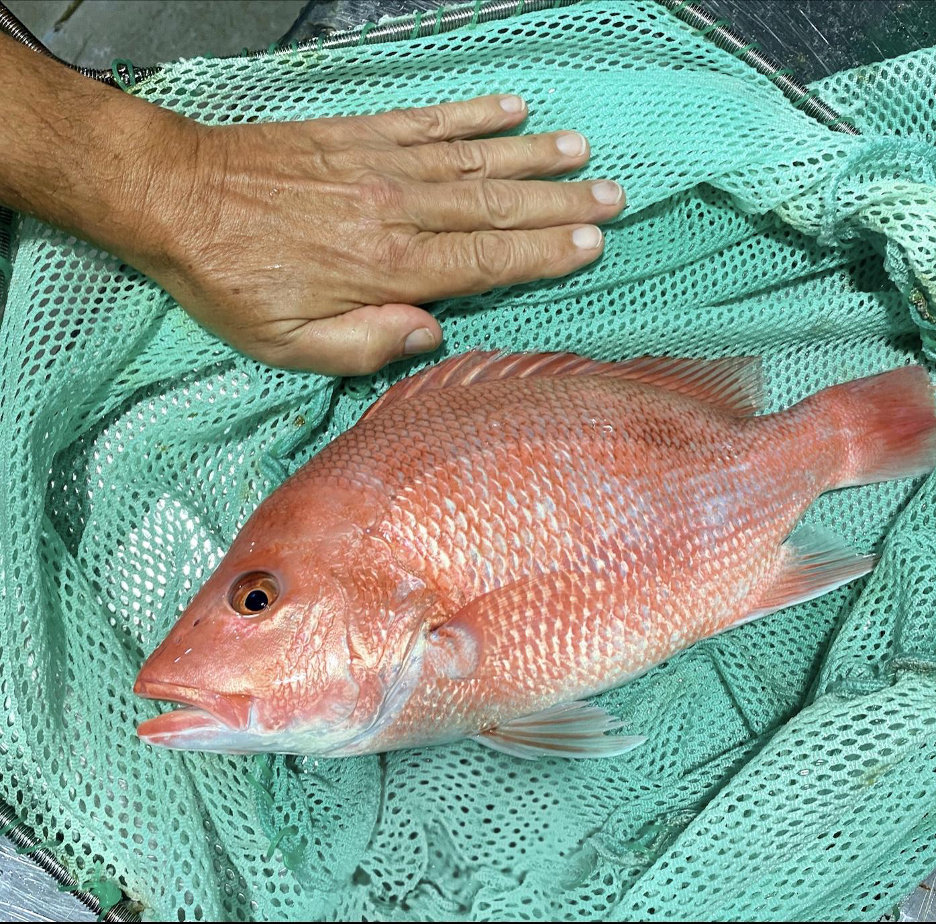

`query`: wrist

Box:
[86,93,206,277]
[0,34,211,288]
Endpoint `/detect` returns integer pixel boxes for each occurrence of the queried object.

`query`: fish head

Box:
[134,484,434,755]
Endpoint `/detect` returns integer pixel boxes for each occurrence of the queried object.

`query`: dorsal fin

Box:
[610,354,766,416]
[361,351,765,421]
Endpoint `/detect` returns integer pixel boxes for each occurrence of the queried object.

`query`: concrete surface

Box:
[4,0,67,37]
[0,839,92,922]
[901,872,936,923]
[6,0,307,68]
[707,0,936,82]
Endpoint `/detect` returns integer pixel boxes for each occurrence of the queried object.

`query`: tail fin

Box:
[825,366,936,487]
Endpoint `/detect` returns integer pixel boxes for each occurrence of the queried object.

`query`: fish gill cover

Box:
[0,1,935,919]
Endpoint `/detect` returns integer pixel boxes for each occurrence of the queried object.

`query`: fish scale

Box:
[334,377,821,748]
[134,352,936,760]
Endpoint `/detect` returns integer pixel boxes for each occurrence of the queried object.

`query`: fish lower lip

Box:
[133,679,254,730]
[137,706,226,747]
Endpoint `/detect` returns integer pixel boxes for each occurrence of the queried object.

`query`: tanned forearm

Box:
[0,33,195,268]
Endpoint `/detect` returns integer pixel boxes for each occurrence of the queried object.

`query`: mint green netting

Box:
[1,2,935,920]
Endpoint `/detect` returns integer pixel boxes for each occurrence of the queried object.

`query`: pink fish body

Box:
[134,352,936,758]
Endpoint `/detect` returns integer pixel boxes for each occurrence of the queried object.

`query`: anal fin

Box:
[474,702,646,761]
[746,524,877,620]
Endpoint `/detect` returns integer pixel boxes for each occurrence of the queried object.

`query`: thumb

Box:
[275,304,442,376]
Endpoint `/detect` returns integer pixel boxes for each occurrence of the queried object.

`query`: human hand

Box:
[0,38,625,374]
[129,94,624,375]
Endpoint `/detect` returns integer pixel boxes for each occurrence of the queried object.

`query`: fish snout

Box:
[133,677,255,731]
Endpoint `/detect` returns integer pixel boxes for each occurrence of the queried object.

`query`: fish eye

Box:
[229,572,280,616]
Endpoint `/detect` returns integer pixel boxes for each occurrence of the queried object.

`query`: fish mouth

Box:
[134,679,256,748]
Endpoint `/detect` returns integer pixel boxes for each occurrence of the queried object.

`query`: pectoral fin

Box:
[432,573,643,759]
[474,702,646,760]
[745,524,877,620]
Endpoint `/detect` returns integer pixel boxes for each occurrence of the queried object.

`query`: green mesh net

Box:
[2,1,936,920]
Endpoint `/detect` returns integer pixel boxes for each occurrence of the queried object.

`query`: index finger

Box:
[361,94,529,146]
[396,224,605,303]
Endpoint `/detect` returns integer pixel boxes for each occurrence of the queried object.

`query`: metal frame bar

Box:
[654,0,859,134]
[0,803,140,922]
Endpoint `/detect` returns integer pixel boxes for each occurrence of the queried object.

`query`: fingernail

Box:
[591,180,623,205]
[556,132,587,157]
[572,225,602,250]
[499,95,525,113]
[403,328,437,355]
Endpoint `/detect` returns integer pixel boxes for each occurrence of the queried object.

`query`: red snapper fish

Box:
[134,352,936,759]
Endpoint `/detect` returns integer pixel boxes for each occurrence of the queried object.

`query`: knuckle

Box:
[357,325,389,375]
[245,327,300,370]
[362,174,402,208]
[358,174,404,212]
[404,104,449,141]
[303,141,338,177]
[373,230,415,275]
[254,323,296,353]
[446,140,487,179]
[478,180,520,229]
[255,345,291,370]
[470,231,514,282]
